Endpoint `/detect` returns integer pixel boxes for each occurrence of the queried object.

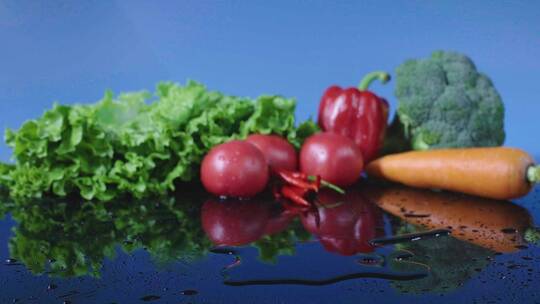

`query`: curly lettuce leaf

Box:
[4,81,316,202]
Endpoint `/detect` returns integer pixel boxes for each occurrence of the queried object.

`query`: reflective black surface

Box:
[0,181,539,303]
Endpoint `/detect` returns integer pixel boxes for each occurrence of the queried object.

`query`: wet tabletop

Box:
[0,180,539,304]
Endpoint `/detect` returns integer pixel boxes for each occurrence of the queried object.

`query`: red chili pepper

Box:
[274,168,320,192]
[280,185,312,207]
[318,71,390,163]
[273,169,344,209]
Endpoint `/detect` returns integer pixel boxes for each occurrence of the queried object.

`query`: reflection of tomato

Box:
[201,198,272,246]
[301,189,383,255]
[263,206,297,236]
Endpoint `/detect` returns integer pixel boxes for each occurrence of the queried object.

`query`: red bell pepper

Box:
[317,71,390,163]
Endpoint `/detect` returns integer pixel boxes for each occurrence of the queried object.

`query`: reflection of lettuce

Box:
[0,184,13,220]
[7,189,310,277]
[2,81,318,202]
[390,223,493,294]
[253,220,311,263]
[0,163,13,189]
[8,188,211,278]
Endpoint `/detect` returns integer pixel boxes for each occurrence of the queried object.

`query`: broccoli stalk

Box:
[389,50,505,151]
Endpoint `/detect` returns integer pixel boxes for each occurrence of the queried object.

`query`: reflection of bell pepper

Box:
[318,71,390,162]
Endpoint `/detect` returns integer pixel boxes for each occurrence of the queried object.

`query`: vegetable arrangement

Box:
[0,49,537,207]
[3,49,537,290]
[0,82,317,201]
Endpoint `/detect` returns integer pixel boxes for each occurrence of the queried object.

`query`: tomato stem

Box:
[308,176,345,194]
[527,165,540,184]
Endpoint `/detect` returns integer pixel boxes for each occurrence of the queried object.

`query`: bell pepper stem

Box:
[524,227,540,245]
[307,176,345,194]
[527,165,540,184]
[358,71,391,90]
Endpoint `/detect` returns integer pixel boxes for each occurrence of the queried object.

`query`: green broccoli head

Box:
[393,51,505,150]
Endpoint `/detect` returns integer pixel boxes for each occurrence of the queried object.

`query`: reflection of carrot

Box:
[366,147,540,200]
[363,184,539,253]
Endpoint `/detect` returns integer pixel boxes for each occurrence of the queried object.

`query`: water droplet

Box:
[403,213,430,218]
[394,252,414,261]
[501,228,517,234]
[180,289,198,296]
[370,229,450,246]
[210,247,236,255]
[357,256,382,266]
[507,264,525,270]
[140,295,160,301]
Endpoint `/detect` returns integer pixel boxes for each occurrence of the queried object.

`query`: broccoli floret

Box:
[391,51,505,150]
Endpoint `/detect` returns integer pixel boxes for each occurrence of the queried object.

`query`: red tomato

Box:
[300,132,363,187]
[201,198,272,246]
[301,189,383,255]
[246,134,298,171]
[200,140,269,198]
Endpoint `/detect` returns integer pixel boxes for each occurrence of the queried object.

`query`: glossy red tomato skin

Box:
[300,132,364,187]
[201,198,271,246]
[246,134,298,171]
[200,140,269,198]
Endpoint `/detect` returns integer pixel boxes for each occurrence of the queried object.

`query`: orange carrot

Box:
[362,184,539,253]
[366,147,540,200]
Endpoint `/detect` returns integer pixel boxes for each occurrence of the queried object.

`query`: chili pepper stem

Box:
[307,176,345,194]
[358,71,391,90]
[527,165,540,183]
[524,227,540,245]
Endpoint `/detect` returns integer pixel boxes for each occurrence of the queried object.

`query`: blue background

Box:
[1,3,540,302]
[1,0,539,161]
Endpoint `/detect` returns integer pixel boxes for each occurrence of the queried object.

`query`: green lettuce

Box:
[2,81,317,202]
